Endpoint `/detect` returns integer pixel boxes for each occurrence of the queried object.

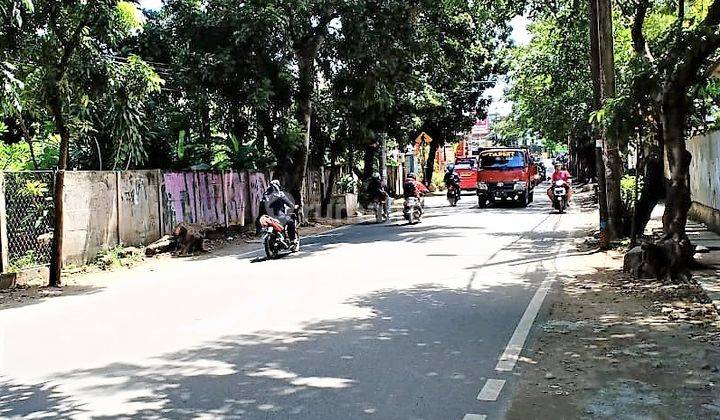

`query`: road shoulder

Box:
[506,243,720,419]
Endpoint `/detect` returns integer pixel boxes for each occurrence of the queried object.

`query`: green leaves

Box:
[503,5,592,146]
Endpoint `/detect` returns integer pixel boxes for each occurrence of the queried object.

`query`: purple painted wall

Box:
[162,172,197,233]
[248,172,268,221]
[224,171,248,226]
[162,171,267,233]
[196,172,225,226]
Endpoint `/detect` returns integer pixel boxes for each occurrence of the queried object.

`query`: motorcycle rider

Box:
[403,173,428,214]
[262,180,298,245]
[443,164,461,201]
[403,173,428,198]
[367,172,390,220]
[547,163,573,203]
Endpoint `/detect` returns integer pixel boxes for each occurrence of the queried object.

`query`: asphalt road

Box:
[0,189,591,419]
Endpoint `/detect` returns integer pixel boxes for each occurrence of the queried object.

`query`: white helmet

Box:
[270,180,282,192]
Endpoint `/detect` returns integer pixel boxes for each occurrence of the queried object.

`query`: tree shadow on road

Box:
[1,282,544,419]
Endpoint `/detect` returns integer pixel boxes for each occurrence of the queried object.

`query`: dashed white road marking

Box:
[476,378,506,401]
[462,414,487,420]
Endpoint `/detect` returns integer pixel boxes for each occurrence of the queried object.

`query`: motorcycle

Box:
[403,196,423,224]
[446,184,461,207]
[552,180,569,214]
[260,213,300,259]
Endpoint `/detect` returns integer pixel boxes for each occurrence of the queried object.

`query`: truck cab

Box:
[454,157,478,191]
[476,148,537,208]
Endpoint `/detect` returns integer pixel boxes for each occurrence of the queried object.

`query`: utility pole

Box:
[589,0,610,248]
[596,0,624,242]
[379,132,388,189]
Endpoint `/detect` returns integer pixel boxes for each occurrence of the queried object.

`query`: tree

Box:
[655,0,720,279]
[6,1,158,286]
[589,0,720,279]
[416,2,508,185]
[505,4,595,174]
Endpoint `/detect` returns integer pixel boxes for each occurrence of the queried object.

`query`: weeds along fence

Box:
[0,171,55,271]
[0,168,356,273]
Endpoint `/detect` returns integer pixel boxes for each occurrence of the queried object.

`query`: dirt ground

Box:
[507,246,720,419]
[0,217,351,310]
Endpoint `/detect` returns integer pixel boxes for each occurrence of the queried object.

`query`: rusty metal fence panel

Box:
[3,171,55,270]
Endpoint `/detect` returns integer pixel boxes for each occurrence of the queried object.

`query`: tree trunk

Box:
[638,86,696,283]
[48,87,70,288]
[362,144,377,180]
[18,116,38,169]
[661,91,693,246]
[321,159,338,218]
[290,38,323,210]
[379,133,388,189]
[596,0,625,241]
[424,136,441,187]
[589,0,610,248]
[255,109,266,157]
[633,123,666,236]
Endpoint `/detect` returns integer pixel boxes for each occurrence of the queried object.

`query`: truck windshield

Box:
[479,151,525,169]
[454,158,476,170]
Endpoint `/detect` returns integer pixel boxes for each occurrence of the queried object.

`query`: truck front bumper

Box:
[478,188,526,201]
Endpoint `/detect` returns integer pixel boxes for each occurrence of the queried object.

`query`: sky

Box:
[485,15,532,119]
[139,0,161,9]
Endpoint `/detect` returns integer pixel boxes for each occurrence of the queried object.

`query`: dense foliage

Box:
[0,0,516,190]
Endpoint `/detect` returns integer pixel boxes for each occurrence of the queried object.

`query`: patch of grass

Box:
[93,244,144,270]
[8,250,39,273]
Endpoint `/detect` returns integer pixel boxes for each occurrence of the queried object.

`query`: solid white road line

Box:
[462,414,487,420]
[495,272,555,372]
[495,235,568,372]
[476,379,506,401]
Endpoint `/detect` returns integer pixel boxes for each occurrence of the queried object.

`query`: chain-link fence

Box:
[3,171,55,270]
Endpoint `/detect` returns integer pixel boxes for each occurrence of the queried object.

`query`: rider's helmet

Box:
[371,172,381,180]
[270,179,282,193]
[407,173,416,180]
[446,164,455,173]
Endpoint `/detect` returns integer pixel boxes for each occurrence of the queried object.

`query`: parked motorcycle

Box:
[552,180,569,214]
[260,214,300,259]
[403,197,423,224]
[446,184,461,207]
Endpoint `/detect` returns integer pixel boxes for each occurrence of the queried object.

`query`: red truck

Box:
[476,148,539,208]
[454,157,478,191]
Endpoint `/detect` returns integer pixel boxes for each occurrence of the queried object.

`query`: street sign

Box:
[415,132,433,145]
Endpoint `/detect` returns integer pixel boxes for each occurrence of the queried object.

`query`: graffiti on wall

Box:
[224,171,248,226]
[196,172,225,226]
[248,172,268,220]
[162,172,197,232]
[162,171,267,233]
